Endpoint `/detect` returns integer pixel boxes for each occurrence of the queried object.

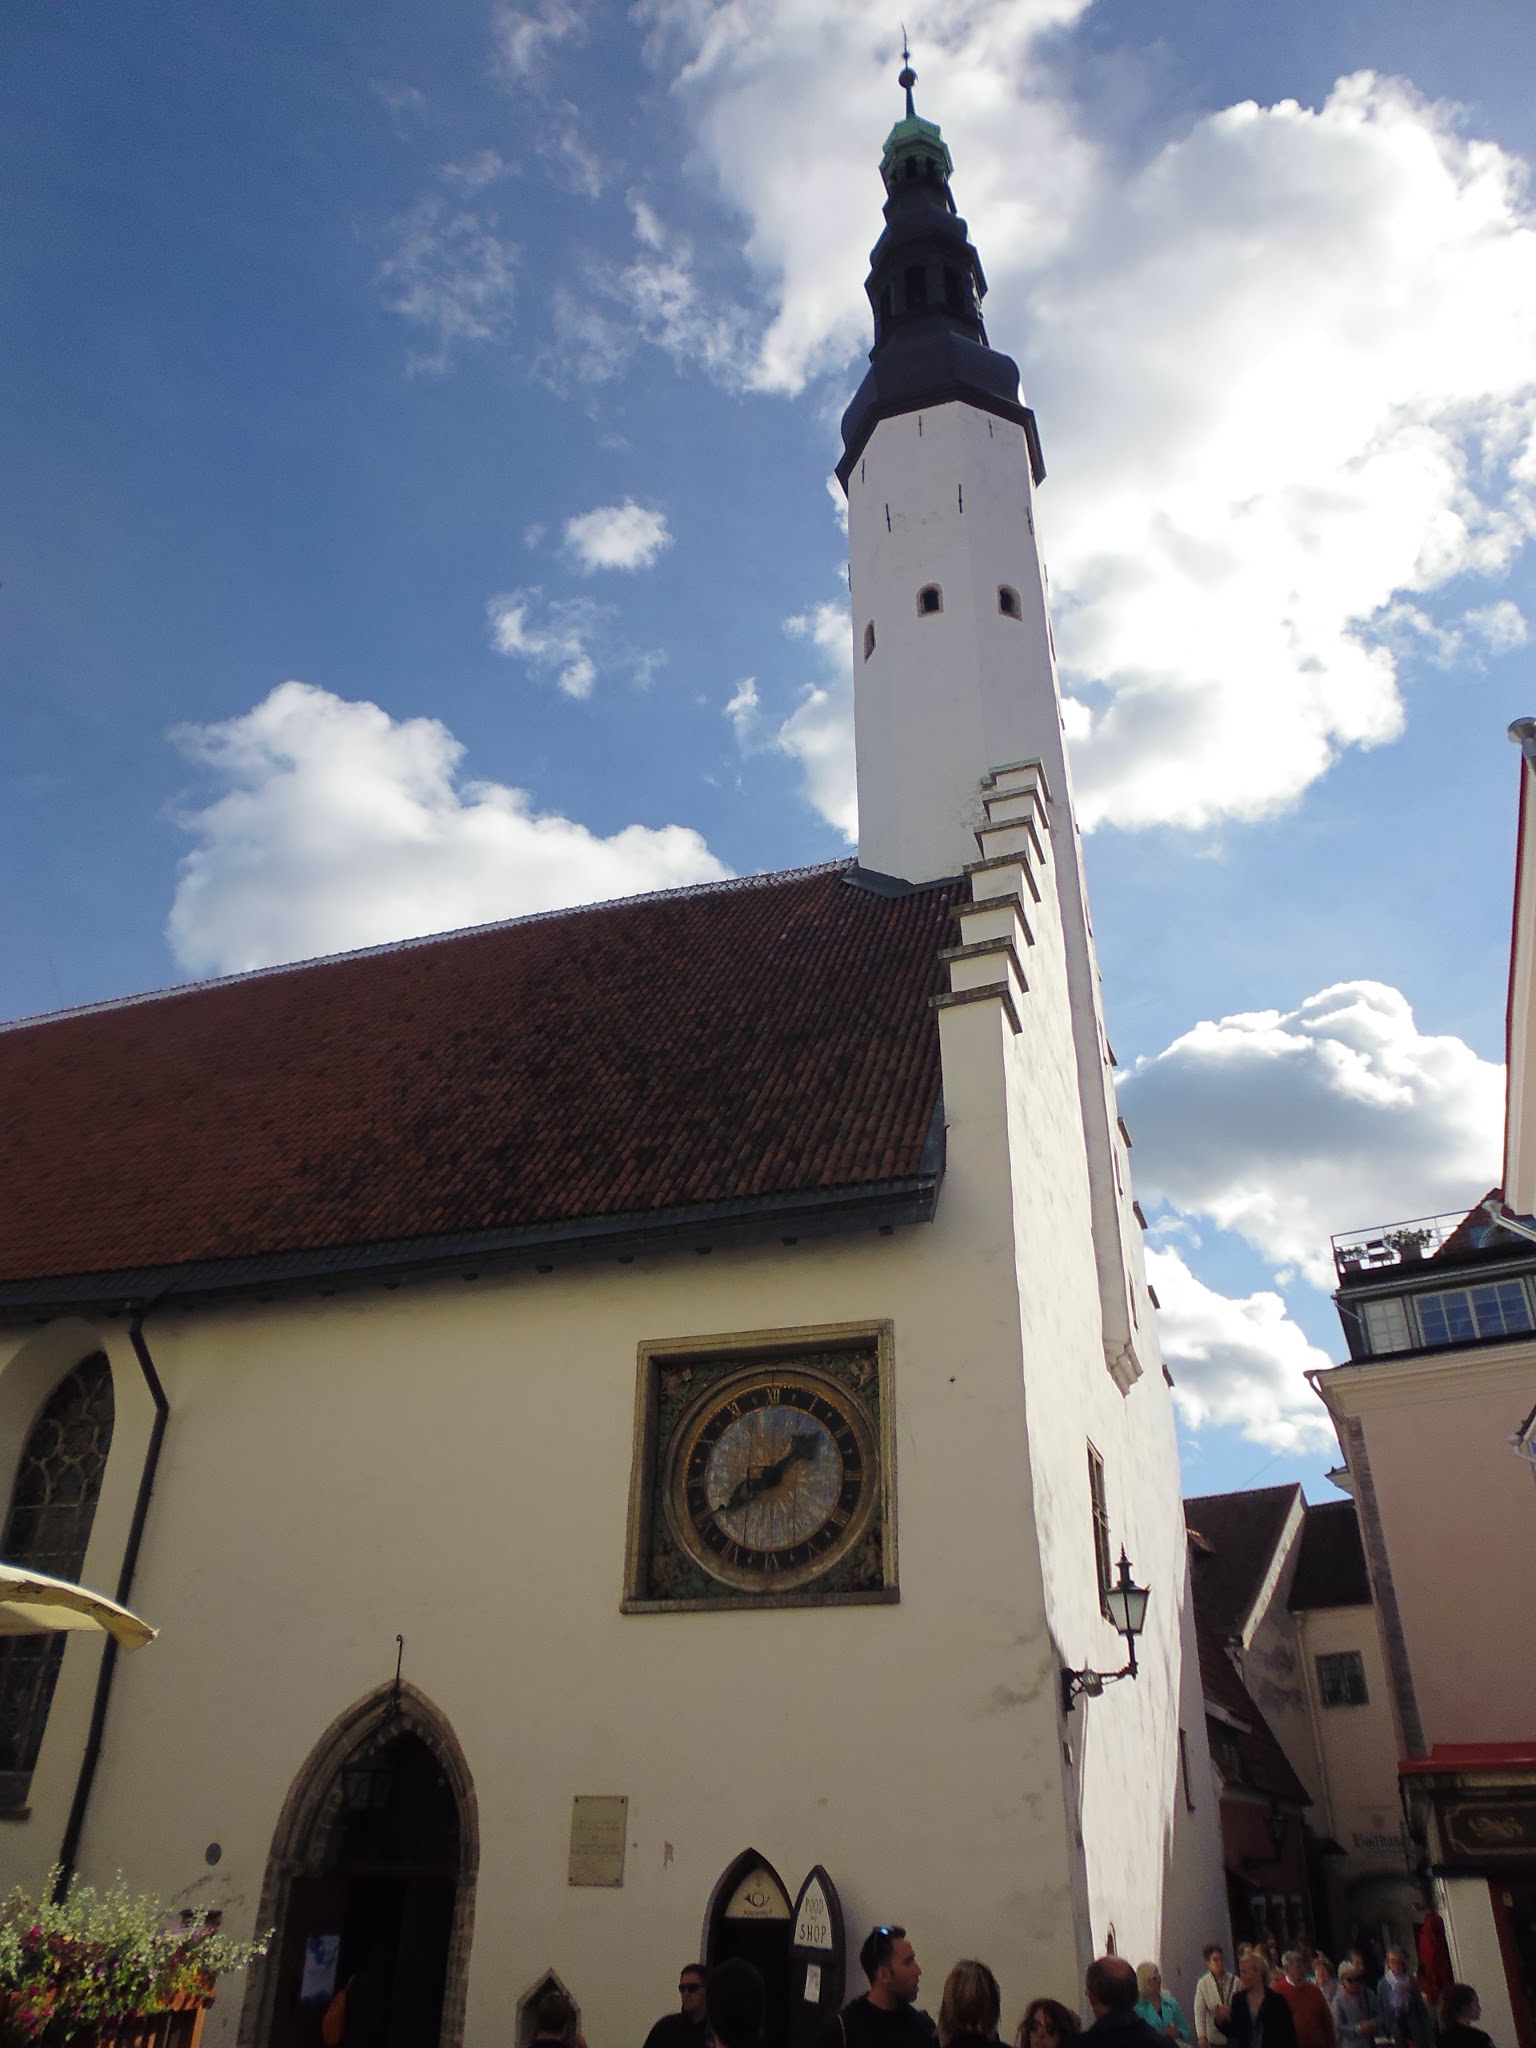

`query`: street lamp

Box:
[1062,1550,1151,1714]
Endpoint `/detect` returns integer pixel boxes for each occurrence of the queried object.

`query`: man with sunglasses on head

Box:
[644,1965,712,2048]
[818,1925,936,2048]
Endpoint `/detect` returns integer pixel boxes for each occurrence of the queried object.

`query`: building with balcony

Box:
[1311,720,1536,2048]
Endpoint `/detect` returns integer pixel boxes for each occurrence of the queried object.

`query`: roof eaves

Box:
[0,1169,942,1322]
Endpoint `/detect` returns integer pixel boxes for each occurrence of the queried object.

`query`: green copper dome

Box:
[880,112,953,182]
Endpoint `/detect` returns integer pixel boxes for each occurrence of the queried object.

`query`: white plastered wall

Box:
[0,1036,1114,2048]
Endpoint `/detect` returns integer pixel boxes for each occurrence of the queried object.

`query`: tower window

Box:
[917,584,942,617]
[998,585,1022,619]
[905,265,927,310]
[877,284,895,332]
[862,621,876,660]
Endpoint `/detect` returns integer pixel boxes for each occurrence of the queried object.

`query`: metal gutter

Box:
[0,1173,943,1324]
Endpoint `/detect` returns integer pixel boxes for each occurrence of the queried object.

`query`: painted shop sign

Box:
[1436,1797,1536,1864]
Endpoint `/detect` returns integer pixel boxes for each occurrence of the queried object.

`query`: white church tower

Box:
[840,62,1147,1394]
[836,63,1228,1978]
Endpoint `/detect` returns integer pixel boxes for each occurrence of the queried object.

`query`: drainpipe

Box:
[52,1307,170,1899]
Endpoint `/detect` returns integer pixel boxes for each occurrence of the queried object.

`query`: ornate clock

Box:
[624,1324,896,1611]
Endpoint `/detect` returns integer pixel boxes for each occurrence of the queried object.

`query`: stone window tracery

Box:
[0,1354,114,1809]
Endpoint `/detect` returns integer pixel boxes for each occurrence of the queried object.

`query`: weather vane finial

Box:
[898,26,917,119]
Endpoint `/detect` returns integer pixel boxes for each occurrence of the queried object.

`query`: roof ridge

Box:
[2,858,860,1034]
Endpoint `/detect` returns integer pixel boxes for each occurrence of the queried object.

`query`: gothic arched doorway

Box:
[705,1850,795,2048]
[239,1685,477,2048]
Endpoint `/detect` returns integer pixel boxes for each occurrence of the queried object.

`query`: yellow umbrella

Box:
[0,1562,155,1650]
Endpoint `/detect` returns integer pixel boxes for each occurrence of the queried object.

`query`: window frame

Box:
[1087,1442,1113,1617]
[1315,1648,1370,1709]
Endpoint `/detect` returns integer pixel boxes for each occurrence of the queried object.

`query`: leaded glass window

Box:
[0,1355,114,1809]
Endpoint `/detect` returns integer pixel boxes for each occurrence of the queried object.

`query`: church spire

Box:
[836,63,1041,489]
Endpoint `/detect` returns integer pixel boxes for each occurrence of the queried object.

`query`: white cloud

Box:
[442,149,515,190]
[379,199,519,372]
[167,682,729,976]
[491,0,586,84]
[1121,981,1505,1286]
[1148,1249,1338,1454]
[1465,598,1530,654]
[778,603,858,839]
[486,588,606,698]
[724,677,759,747]
[634,11,1536,832]
[564,500,673,573]
[1038,77,1536,830]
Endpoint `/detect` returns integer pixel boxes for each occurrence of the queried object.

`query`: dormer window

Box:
[863,621,876,660]
[917,585,942,616]
[998,585,1022,619]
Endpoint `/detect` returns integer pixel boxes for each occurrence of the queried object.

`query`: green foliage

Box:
[0,1869,269,2044]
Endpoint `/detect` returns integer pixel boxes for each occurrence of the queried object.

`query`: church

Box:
[0,71,1225,2048]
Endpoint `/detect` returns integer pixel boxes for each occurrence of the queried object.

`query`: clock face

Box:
[664,1368,877,1592]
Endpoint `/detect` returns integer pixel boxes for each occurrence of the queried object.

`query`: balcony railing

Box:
[1331,1211,1473,1281]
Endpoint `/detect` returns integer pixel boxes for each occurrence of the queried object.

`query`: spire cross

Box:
[898,28,916,119]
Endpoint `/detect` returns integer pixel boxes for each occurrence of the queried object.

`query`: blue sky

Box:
[5,0,1535,1500]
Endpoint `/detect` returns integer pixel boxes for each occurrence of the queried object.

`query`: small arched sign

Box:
[788,1866,844,2048]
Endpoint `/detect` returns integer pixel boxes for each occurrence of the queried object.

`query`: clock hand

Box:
[715,1429,823,1515]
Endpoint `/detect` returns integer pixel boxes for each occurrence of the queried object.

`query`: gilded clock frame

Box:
[622,1319,898,1614]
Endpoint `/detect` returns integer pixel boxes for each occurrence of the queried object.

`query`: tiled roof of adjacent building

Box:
[1184,1484,1302,1636]
[0,864,962,1302]
[1288,1500,1371,1610]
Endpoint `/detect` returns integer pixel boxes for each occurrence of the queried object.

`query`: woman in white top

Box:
[1195,1947,1236,2048]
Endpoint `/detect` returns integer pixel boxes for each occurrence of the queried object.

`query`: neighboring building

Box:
[1312,720,1536,2048]
[1185,1489,1412,1957]
[0,71,1225,2048]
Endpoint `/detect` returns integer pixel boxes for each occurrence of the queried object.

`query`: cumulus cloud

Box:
[379,199,519,372]
[1120,981,1505,1285]
[486,588,606,697]
[724,603,858,837]
[167,682,729,976]
[778,603,858,839]
[633,7,1536,831]
[1149,1249,1338,1453]
[564,500,673,573]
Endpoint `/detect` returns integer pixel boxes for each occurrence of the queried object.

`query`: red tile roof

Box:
[0,865,962,1297]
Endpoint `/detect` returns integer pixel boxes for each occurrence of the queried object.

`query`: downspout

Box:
[52,1306,170,1899]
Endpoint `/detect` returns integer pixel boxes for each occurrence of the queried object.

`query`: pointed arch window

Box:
[0,1354,114,1809]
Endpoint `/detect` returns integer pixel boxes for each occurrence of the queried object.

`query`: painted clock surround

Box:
[622,1320,898,1612]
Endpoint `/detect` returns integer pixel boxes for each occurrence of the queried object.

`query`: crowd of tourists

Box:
[632,1926,1497,2048]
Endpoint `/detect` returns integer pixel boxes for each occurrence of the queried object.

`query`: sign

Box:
[724,1864,791,1919]
[804,1966,823,2004]
[568,1795,628,1887]
[795,1876,835,1953]
[1440,1797,1536,1864]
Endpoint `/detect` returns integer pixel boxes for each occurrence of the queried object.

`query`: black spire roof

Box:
[836,65,1044,489]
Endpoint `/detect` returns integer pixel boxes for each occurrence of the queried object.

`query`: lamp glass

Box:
[1104,1581,1149,1639]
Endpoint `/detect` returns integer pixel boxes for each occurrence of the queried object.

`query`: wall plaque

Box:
[568,1795,628,1886]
